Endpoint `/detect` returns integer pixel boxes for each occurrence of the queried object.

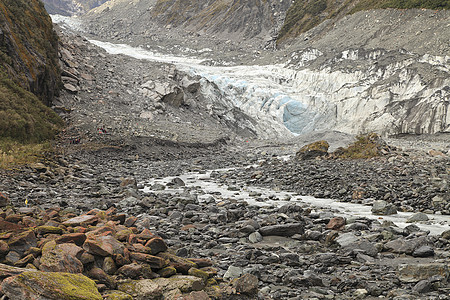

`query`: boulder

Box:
[118,279,163,300]
[1,271,102,300]
[398,264,449,283]
[371,200,397,215]
[40,241,84,273]
[83,235,124,257]
[259,223,304,237]
[296,141,329,160]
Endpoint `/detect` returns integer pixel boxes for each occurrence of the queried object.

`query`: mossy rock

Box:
[103,290,133,300]
[36,225,64,235]
[296,140,329,160]
[188,267,210,281]
[332,133,391,159]
[1,271,102,300]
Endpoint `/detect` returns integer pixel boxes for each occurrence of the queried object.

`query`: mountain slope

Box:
[0,0,63,141]
[278,0,450,43]
[42,0,109,16]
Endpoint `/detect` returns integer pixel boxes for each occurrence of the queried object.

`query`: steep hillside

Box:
[42,0,109,16]
[151,0,291,40]
[278,0,450,43]
[86,0,291,44]
[0,0,63,142]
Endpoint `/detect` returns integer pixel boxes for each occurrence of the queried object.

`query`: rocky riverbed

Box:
[0,18,449,300]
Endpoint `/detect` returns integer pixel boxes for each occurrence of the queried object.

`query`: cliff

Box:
[0,0,63,142]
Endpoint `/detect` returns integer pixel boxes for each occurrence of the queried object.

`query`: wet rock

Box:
[2,271,102,300]
[371,200,397,215]
[406,212,429,223]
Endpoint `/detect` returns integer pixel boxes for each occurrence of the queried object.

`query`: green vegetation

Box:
[278,0,450,43]
[0,0,63,166]
[332,133,389,159]
[0,71,63,142]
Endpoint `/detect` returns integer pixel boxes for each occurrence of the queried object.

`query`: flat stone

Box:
[63,215,98,227]
[153,275,205,293]
[83,235,124,257]
[129,252,167,269]
[118,279,162,300]
[335,233,359,247]
[398,264,449,283]
[55,233,87,246]
[259,223,304,237]
[372,200,397,215]
[2,271,102,300]
[412,245,434,257]
[406,212,429,223]
[223,265,243,280]
[384,236,428,255]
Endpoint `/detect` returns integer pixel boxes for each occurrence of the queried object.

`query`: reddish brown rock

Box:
[188,258,213,268]
[8,230,37,255]
[129,252,167,269]
[62,215,98,227]
[55,233,87,246]
[5,214,23,223]
[234,274,258,295]
[157,253,197,274]
[0,240,10,257]
[87,267,117,289]
[40,241,83,274]
[144,237,168,255]
[0,192,9,207]
[118,263,143,279]
[326,217,346,231]
[124,216,137,227]
[0,220,24,231]
[83,235,124,257]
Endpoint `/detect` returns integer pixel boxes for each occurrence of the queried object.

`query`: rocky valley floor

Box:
[0,17,449,300]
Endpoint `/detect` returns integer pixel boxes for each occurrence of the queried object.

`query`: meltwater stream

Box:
[142,166,450,236]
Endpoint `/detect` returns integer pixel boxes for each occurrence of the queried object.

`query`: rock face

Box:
[0,0,63,141]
